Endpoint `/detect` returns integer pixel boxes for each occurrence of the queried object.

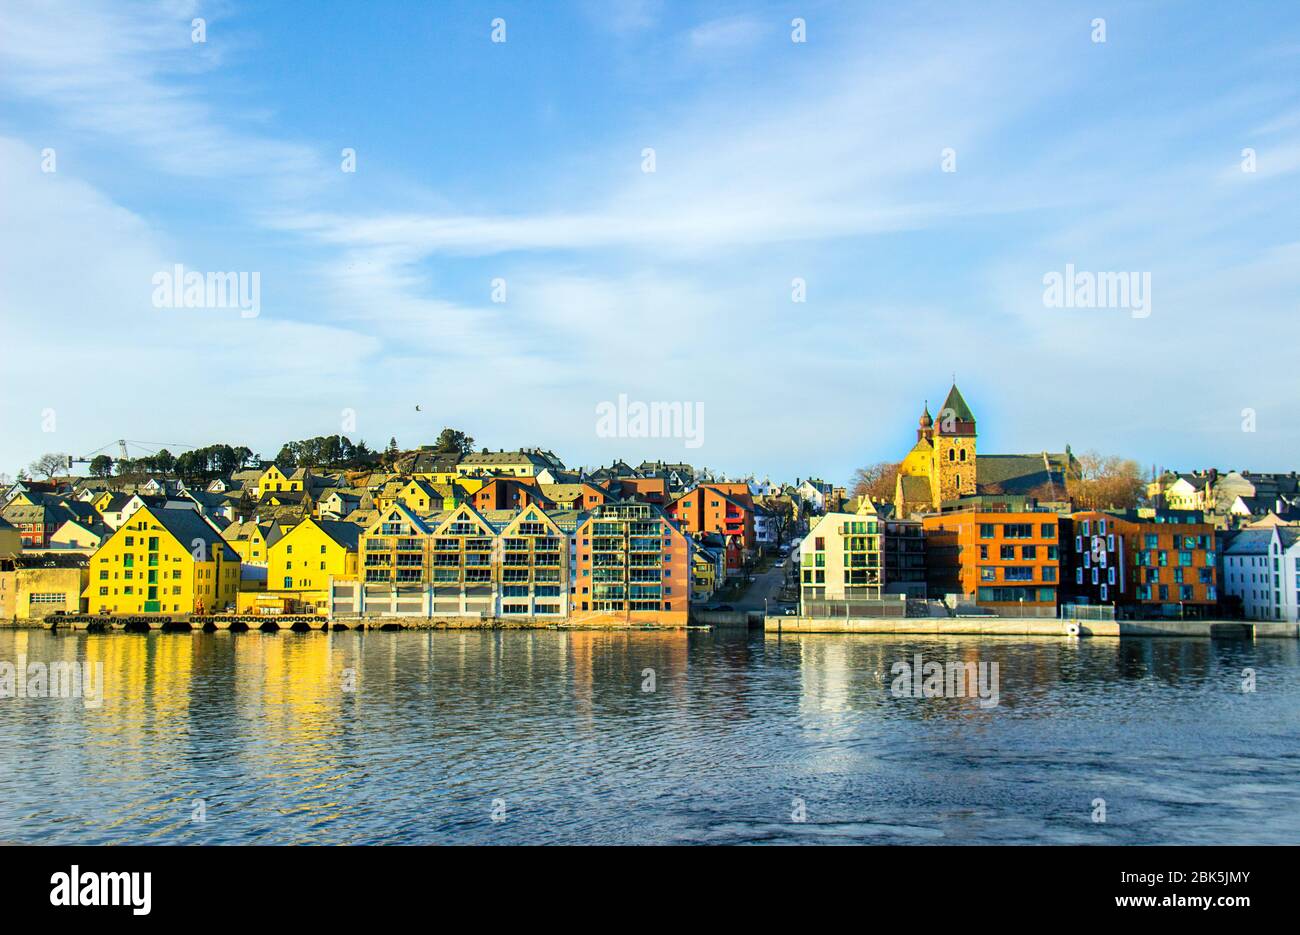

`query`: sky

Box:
[1,0,1298,486]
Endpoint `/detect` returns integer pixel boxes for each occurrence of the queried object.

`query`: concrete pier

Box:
[763,615,1299,638]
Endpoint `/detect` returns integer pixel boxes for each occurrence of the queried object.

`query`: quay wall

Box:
[763,616,1299,638]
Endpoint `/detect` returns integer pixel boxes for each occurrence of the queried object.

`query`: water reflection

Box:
[0,629,1296,844]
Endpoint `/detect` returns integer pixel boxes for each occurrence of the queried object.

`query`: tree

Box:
[433,428,475,456]
[850,461,901,502]
[30,452,68,480]
[1069,451,1145,510]
[761,497,796,546]
[89,455,114,478]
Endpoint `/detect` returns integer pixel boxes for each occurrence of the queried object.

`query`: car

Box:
[781,606,798,616]
[707,604,734,612]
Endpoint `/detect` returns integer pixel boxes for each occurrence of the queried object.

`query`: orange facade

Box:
[921,510,1060,608]
[666,484,755,571]
[1064,511,1217,609]
[572,501,690,616]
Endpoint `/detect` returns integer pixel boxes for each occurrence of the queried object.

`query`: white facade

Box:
[1223,528,1300,622]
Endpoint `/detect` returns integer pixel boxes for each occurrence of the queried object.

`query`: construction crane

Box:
[69,439,197,470]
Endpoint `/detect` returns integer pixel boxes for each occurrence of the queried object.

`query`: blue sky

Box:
[1,0,1298,485]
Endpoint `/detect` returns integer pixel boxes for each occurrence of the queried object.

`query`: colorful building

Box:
[894,383,1076,517]
[572,500,690,624]
[666,483,755,574]
[0,553,89,621]
[264,517,362,610]
[1062,510,1218,617]
[84,506,240,615]
[922,509,1061,613]
[799,500,884,610]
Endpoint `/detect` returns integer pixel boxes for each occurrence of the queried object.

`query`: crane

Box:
[69,439,197,470]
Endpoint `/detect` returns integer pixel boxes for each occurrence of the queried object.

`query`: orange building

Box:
[1063,511,1217,615]
[471,478,554,512]
[921,509,1061,611]
[666,484,755,573]
[610,477,669,505]
[571,500,690,623]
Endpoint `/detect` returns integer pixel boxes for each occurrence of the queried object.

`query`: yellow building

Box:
[222,520,272,564]
[256,464,309,498]
[397,479,467,514]
[893,383,1077,518]
[265,517,361,608]
[50,519,110,550]
[690,540,722,601]
[1,554,89,621]
[84,506,240,615]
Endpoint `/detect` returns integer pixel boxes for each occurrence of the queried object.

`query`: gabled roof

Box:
[139,507,239,561]
[312,519,363,552]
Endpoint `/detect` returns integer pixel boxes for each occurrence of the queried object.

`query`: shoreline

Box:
[2,614,1296,638]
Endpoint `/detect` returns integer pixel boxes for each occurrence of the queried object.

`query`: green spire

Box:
[938,384,975,424]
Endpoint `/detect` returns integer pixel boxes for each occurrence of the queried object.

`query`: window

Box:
[980,524,995,539]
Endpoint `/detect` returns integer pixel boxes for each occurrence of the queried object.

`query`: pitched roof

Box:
[899,475,931,503]
[313,519,363,551]
[976,453,1071,495]
[144,507,239,561]
[1225,529,1276,555]
[938,384,976,424]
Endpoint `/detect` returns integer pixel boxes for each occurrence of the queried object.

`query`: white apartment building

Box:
[1222,527,1300,621]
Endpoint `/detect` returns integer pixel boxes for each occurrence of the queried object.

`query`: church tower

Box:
[930,383,977,506]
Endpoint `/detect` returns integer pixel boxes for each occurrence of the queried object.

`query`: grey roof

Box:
[976,453,1071,495]
[314,519,363,551]
[146,508,239,561]
[1224,529,1275,555]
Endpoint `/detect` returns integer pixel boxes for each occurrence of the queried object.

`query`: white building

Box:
[1222,527,1300,621]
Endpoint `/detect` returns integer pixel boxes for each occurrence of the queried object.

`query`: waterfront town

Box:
[1,383,1298,631]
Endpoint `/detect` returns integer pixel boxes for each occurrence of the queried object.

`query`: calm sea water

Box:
[0,628,1297,845]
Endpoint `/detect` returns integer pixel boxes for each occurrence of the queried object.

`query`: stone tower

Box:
[930,384,977,506]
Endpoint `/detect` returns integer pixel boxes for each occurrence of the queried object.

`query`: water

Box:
[1,628,1297,845]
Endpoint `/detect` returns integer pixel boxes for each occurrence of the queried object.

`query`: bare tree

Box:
[29,452,68,480]
[1069,451,1145,510]
[850,462,901,502]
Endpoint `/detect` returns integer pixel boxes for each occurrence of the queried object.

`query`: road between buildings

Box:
[735,556,792,612]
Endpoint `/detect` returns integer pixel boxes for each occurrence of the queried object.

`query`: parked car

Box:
[707,604,735,612]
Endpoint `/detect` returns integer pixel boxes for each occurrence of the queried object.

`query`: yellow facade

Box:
[1,562,88,620]
[257,465,303,497]
[83,506,240,615]
[265,517,359,606]
[397,479,439,514]
[223,522,269,563]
